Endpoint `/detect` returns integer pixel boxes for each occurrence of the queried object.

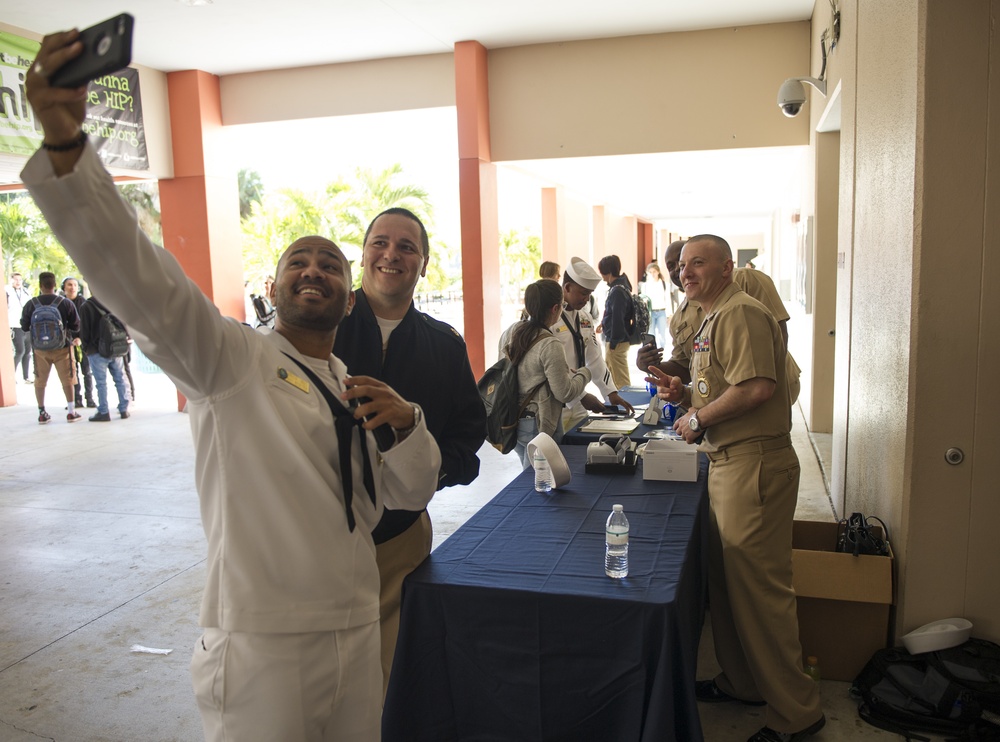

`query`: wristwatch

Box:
[688,411,703,433]
[397,403,422,436]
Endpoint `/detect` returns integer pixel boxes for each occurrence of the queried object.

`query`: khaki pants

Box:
[33,347,76,408]
[604,341,631,390]
[376,511,433,698]
[706,442,823,733]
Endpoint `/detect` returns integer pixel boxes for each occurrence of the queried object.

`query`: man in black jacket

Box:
[333,207,486,696]
[598,254,633,389]
[78,295,131,422]
[21,271,81,423]
[61,276,96,408]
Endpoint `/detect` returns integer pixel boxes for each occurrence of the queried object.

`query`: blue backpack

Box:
[29,297,67,351]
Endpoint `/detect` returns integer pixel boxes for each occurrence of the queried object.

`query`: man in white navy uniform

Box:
[549,257,635,433]
[24,30,440,742]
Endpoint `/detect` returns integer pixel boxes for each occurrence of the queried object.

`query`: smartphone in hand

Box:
[50,13,134,88]
[641,333,657,348]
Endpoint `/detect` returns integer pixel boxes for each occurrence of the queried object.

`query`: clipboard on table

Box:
[578,418,640,435]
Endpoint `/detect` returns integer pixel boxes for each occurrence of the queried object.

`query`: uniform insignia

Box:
[278,367,310,393]
[693,335,711,352]
[696,375,711,397]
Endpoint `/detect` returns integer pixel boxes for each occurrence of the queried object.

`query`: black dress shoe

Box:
[89,412,111,422]
[120,410,130,419]
[695,679,767,706]
[86,399,97,408]
[747,714,825,742]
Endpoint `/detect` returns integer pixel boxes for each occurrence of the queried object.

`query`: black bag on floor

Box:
[851,639,1000,741]
[836,511,891,556]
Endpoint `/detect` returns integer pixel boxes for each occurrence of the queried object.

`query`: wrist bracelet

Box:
[41,131,87,152]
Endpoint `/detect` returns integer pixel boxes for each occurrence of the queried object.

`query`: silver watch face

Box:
[689,414,700,432]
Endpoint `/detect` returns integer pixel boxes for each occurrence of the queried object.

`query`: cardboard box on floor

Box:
[792,520,894,682]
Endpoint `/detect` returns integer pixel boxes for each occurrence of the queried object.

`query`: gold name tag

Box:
[277,367,310,394]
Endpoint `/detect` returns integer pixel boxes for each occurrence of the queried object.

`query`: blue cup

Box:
[661,402,678,426]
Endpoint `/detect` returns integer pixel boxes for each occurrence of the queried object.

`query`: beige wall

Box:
[487,24,810,162]
[833,0,1000,641]
[219,53,455,125]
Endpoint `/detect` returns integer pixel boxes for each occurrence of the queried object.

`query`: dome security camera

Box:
[777,76,827,118]
[777,79,806,117]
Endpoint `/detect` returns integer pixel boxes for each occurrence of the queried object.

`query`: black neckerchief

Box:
[282,352,377,533]
[561,310,586,368]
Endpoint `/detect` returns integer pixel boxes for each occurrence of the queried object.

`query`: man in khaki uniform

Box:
[640,239,801,405]
[647,234,824,742]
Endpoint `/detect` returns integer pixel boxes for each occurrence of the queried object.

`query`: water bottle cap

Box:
[613,504,623,511]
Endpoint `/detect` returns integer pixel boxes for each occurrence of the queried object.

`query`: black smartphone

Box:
[641,333,656,348]
[50,13,134,88]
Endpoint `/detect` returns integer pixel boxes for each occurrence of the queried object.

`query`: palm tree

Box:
[238,168,265,221]
[333,164,433,256]
[499,228,542,303]
[119,182,162,244]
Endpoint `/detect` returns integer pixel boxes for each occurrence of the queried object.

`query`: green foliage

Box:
[498,228,542,306]
[239,163,446,293]
[0,194,79,284]
[238,168,265,221]
[119,182,162,244]
[2,184,162,292]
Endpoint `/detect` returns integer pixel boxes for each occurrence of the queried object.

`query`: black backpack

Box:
[613,285,651,345]
[29,297,67,351]
[92,302,130,358]
[852,639,1000,741]
[477,335,547,454]
[251,293,275,328]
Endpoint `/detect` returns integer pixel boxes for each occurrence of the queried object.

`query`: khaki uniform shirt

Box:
[690,282,791,452]
[668,267,788,367]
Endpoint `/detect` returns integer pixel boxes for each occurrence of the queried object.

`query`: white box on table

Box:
[642,438,699,482]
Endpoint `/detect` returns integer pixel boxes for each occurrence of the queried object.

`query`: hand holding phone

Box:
[49,13,134,88]
[641,333,657,349]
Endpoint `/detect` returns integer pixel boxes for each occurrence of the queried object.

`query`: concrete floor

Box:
[0,368,919,741]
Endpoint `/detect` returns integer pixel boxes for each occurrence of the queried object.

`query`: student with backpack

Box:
[78,295,131,422]
[19,271,82,424]
[497,279,592,468]
[597,254,635,390]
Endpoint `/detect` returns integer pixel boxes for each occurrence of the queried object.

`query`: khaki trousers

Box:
[706,442,823,733]
[604,341,631,390]
[33,347,75,408]
[376,510,433,698]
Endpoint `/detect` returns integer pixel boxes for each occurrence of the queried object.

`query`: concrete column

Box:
[159,70,243,410]
[455,41,498,377]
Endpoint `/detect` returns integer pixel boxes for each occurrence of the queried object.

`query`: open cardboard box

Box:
[792,520,894,681]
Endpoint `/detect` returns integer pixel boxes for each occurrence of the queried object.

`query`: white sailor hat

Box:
[565,257,601,291]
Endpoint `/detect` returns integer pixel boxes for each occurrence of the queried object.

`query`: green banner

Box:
[0,32,41,156]
[0,31,148,171]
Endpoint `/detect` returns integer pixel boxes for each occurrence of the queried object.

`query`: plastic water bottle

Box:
[533,450,554,493]
[805,656,821,682]
[605,504,629,578]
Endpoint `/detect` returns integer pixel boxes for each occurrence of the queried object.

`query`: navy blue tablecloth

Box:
[383,446,709,742]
